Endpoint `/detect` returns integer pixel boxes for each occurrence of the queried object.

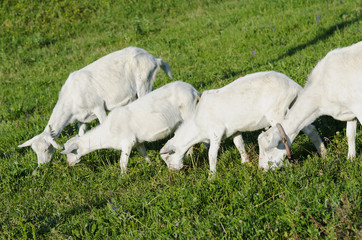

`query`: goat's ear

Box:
[49,139,63,150]
[45,134,63,150]
[160,145,176,155]
[61,143,78,155]
[262,126,282,148]
[18,135,39,148]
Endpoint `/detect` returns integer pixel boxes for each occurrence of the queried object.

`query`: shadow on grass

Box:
[35,198,109,237]
[273,16,361,63]
[233,16,361,77]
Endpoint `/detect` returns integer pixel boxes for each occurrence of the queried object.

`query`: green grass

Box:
[1,0,361,238]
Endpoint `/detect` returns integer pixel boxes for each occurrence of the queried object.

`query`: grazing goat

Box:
[160,71,326,174]
[258,41,362,169]
[61,81,200,174]
[18,47,172,165]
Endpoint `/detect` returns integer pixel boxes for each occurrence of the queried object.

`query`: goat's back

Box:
[198,71,301,113]
[193,71,302,132]
[59,47,161,111]
[106,81,199,141]
[305,41,362,105]
[130,81,199,117]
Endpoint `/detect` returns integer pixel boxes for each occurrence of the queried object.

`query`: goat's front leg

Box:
[346,120,357,159]
[136,143,151,163]
[233,132,249,164]
[78,122,87,136]
[120,144,133,174]
[136,77,152,98]
[94,106,107,124]
[78,107,107,136]
[301,124,327,156]
[208,132,222,177]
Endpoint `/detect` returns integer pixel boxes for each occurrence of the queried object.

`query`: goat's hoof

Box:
[241,160,251,166]
[208,171,216,181]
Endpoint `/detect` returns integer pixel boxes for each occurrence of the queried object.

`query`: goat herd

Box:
[18,41,362,175]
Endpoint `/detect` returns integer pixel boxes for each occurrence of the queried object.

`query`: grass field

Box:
[1,0,361,238]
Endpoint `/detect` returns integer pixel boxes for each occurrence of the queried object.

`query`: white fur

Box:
[160,71,326,174]
[60,81,200,174]
[258,41,362,169]
[18,47,172,165]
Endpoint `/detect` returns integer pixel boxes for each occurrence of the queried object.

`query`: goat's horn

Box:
[276,123,291,159]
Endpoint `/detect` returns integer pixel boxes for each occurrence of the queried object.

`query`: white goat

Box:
[258,41,362,169]
[18,47,172,165]
[160,71,326,174]
[60,81,200,173]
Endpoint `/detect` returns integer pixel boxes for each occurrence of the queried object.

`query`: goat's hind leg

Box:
[346,106,362,159]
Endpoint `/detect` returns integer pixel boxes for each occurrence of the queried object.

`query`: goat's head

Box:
[61,137,81,166]
[160,141,184,170]
[257,123,291,170]
[18,132,63,165]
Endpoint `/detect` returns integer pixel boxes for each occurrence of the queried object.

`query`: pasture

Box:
[0,0,361,238]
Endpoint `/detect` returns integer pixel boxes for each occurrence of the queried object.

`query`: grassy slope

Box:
[0,0,361,238]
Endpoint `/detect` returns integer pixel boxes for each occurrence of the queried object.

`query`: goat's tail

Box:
[158,59,173,79]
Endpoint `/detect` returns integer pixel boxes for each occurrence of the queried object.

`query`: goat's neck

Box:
[174,121,204,155]
[76,125,111,156]
[45,101,73,137]
[281,89,321,143]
